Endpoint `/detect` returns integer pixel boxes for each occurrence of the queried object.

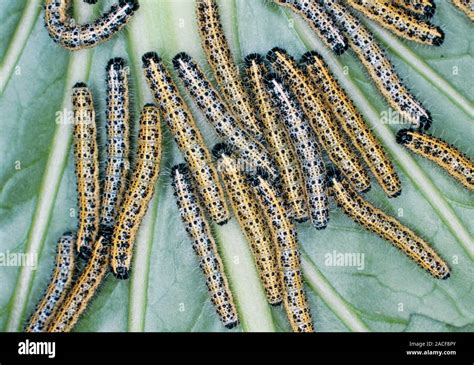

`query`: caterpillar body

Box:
[274,0,348,55]
[44,0,139,51]
[172,52,278,180]
[25,233,76,332]
[347,0,444,46]
[250,174,314,332]
[328,172,451,280]
[264,73,329,230]
[244,54,308,221]
[267,47,371,193]
[171,163,239,329]
[392,0,436,18]
[451,0,474,20]
[196,0,263,140]
[72,82,100,260]
[301,51,401,198]
[142,52,230,225]
[111,105,162,279]
[213,144,283,305]
[48,236,110,332]
[397,129,474,191]
[324,0,432,129]
[100,58,130,238]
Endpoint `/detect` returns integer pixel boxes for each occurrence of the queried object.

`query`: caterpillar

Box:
[346,0,444,46]
[25,233,76,332]
[397,129,474,191]
[250,174,314,332]
[264,73,329,230]
[273,0,348,55]
[172,52,278,180]
[267,47,371,193]
[301,51,402,198]
[111,104,162,279]
[244,54,308,221]
[323,0,432,129]
[100,58,130,238]
[451,0,474,21]
[392,0,436,18]
[195,0,263,140]
[142,52,230,225]
[171,163,239,329]
[213,143,283,305]
[48,236,110,332]
[328,171,451,280]
[44,0,139,51]
[72,82,100,260]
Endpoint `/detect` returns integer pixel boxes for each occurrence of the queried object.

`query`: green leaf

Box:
[0,0,472,333]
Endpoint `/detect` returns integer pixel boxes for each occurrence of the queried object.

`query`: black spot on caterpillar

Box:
[213,143,283,305]
[244,53,308,221]
[392,0,436,18]
[347,0,444,46]
[397,129,474,191]
[72,82,100,260]
[264,72,329,230]
[323,0,432,129]
[100,58,130,238]
[267,47,371,193]
[171,163,239,329]
[44,0,139,51]
[273,0,348,55]
[25,233,76,332]
[142,52,230,225]
[328,171,451,280]
[172,52,278,180]
[301,50,401,198]
[111,104,162,280]
[48,236,110,332]
[250,173,314,332]
[196,0,263,140]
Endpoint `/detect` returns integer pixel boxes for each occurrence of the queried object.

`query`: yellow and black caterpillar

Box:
[171,163,239,329]
[111,105,162,279]
[397,129,474,191]
[44,0,139,50]
[301,51,401,198]
[142,52,230,225]
[329,171,451,280]
[213,143,282,305]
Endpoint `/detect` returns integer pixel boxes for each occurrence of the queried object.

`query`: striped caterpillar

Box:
[213,143,283,305]
[267,47,371,193]
[171,163,239,329]
[244,53,308,221]
[111,105,162,279]
[195,0,263,140]
[451,0,474,20]
[172,52,278,180]
[301,51,401,198]
[346,0,444,46]
[397,129,474,191]
[44,0,139,51]
[72,82,100,260]
[392,0,436,18]
[264,73,329,230]
[25,233,76,332]
[142,52,230,225]
[324,0,432,129]
[48,236,110,332]
[328,171,451,280]
[273,0,348,54]
[100,58,130,238]
[250,174,314,332]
